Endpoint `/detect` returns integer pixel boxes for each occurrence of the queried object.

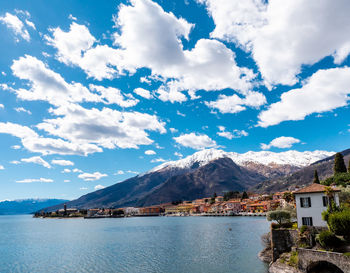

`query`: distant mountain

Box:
[253,148,350,193]
[43,148,334,211]
[0,199,68,215]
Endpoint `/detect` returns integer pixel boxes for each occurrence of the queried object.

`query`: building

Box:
[294,183,340,228]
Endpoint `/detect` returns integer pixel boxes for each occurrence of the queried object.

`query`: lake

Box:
[0,215,270,273]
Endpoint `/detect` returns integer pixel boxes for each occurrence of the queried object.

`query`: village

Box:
[35,190,294,218]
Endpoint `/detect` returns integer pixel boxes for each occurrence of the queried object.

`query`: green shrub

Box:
[300,225,307,234]
[288,251,298,267]
[318,230,342,250]
[343,252,350,257]
[328,209,350,239]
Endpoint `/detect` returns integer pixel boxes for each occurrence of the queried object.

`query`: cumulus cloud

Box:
[145,150,156,155]
[11,55,101,107]
[0,165,4,170]
[16,178,53,183]
[64,179,70,183]
[94,184,105,190]
[173,133,217,150]
[134,88,152,99]
[0,12,30,41]
[174,152,183,157]
[0,104,4,109]
[37,103,166,149]
[0,122,102,156]
[51,159,74,166]
[78,171,108,181]
[114,170,125,175]
[10,160,20,165]
[205,91,266,114]
[217,126,248,139]
[46,0,255,102]
[258,67,350,127]
[21,156,51,168]
[89,84,139,107]
[261,136,301,150]
[61,169,71,173]
[199,0,350,86]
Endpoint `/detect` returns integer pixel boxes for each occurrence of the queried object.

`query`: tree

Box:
[242,191,248,200]
[348,159,350,173]
[267,210,291,226]
[334,152,347,174]
[283,192,294,203]
[313,169,320,184]
[328,209,350,240]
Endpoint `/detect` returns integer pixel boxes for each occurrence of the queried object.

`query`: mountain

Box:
[0,199,68,215]
[253,148,350,193]
[43,149,334,211]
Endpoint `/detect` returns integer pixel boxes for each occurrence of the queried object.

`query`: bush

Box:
[300,225,307,234]
[267,210,291,226]
[328,209,350,239]
[318,230,342,250]
[288,251,298,267]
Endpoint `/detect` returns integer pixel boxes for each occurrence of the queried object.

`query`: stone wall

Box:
[271,228,299,261]
[297,248,350,273]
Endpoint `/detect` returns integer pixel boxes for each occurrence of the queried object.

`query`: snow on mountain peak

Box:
[150,148,335,173]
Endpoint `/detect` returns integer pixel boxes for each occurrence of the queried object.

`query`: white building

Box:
[294,183,340,228]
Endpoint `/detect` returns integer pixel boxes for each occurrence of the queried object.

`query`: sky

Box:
[0,0,349,200]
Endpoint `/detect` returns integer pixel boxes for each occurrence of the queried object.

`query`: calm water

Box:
[0,215,269,273]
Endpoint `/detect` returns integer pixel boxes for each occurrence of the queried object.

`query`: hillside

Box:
[253,148,350,193]
[0,199,68,215]
[42,149,334,211]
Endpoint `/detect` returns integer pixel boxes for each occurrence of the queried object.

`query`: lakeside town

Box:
[34,190,293,218]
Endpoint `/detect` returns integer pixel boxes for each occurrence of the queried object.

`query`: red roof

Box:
[294,183,340,194]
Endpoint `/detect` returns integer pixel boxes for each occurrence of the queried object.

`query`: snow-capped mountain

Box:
[150,148,335,173]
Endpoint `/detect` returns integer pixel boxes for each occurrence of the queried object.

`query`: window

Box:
[302,217,313,226]
[323,196,329,207]
[300,197,311,208]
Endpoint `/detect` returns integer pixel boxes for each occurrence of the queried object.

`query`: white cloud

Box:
[16,178,53,183]
[261,136,301,150]
[151,158,166,163]
[51,159,74,166]
[80,187,88,190]
[89,84,139,107]
[72,168,83,173]
[126,170,138,174]
[174,133,217,150]
[37,103,166,150]
[205,91,266,114]
[10,160,20,165]
[21,156,51,169]
[174,152,183,157]
[0,12,30,41]
[258,67,350,127]
[0,104,4,109]
[64,179,70,183]
[68,14,77,21]
[134,88,152,99]
[46,1,255,102]
[199,0,350,86]
[217,126,248,139]
[94,184,105,190]
[114,170,125,175]
[145,150,156,155]
[0,122,102,156]
[15,107,32,115]
[11,55,101,107]
[61,168,71,173]
[25,19,35,30]
[78,171,108,181]
[170,128,178,134]
[0,165,4,170]
[176,110,186,117]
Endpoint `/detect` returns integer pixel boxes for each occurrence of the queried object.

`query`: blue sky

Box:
[0,0,349,200]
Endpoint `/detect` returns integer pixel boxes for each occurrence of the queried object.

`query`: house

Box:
[294,183,340,228]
